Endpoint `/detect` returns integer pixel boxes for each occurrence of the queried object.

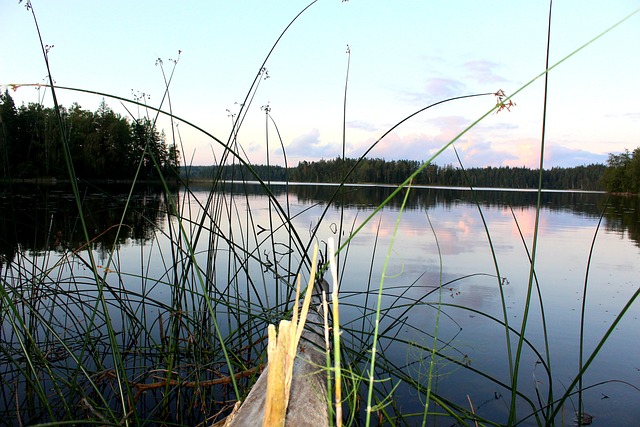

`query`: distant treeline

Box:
[183,158,608,191]
[0,91,179,180]
[5,89,636,192]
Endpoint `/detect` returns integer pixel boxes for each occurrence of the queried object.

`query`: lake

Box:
[1,182,639,426]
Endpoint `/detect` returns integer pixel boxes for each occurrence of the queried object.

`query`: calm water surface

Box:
[1,183,639,426]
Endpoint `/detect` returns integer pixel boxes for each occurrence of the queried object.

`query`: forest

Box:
[600,148,640,193]
[3,90,638,192]
[0,91,179,180]
[184,158,608,191]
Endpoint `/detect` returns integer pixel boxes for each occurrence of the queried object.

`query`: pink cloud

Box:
[463,60,507,84]
[276,128,338,159]
[347,116,519,167]
[424,77,466,99]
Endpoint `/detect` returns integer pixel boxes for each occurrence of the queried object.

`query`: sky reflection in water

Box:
[258,186,640,425]
[2,184,638,425]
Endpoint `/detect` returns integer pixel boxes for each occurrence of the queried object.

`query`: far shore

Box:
[2,177,636,195]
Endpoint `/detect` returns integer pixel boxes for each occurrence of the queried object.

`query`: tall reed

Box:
[2,1,640,426]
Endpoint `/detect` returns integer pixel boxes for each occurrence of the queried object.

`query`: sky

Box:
[2,1,639,168]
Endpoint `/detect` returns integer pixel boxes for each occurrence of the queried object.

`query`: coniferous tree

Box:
[0,90,18,177]
[602,148,640,193]
[0,95,180,180]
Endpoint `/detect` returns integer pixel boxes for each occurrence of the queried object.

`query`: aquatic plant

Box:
[1,1,640,426]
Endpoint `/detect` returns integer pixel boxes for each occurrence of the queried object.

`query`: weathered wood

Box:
[224,280,329,427]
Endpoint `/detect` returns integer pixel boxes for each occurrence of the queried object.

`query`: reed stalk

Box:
[2,2,639,426]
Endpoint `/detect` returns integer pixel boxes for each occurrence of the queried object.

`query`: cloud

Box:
[606,112,640,121]
[347,131,442,161]
[276,128,337,158]
[463,60,507,84]
[345,114,526,167]
[346,115,466,160]
[403,77,467,104]
[452,138,519,167]
[274,120,608,169]
[347,120,379,132]
[403,57,509,103]
[544,145,607,167]
[423,77,467,100]
[487,122,519,131]
[492,139,608,168]
[245,142,262,154]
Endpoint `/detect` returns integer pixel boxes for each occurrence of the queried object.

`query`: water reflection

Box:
[0,184,175,264]
[3,183,636,259]
[604,195,640,248]
[1,182,638,425]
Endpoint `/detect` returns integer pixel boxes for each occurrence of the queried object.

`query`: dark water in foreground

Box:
[1,183,639,426]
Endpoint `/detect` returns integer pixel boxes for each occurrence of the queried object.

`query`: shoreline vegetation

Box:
[1,91,638,193]
[2,0,640,424]
[181,161,608,191]
[0,91,179,181]
[0,90,640,194]
[1,160,638,197]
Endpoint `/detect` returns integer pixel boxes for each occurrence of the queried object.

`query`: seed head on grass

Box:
[494,89,516,113]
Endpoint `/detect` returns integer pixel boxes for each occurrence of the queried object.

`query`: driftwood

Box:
[223,278,330,427]
[97,365,264,405]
